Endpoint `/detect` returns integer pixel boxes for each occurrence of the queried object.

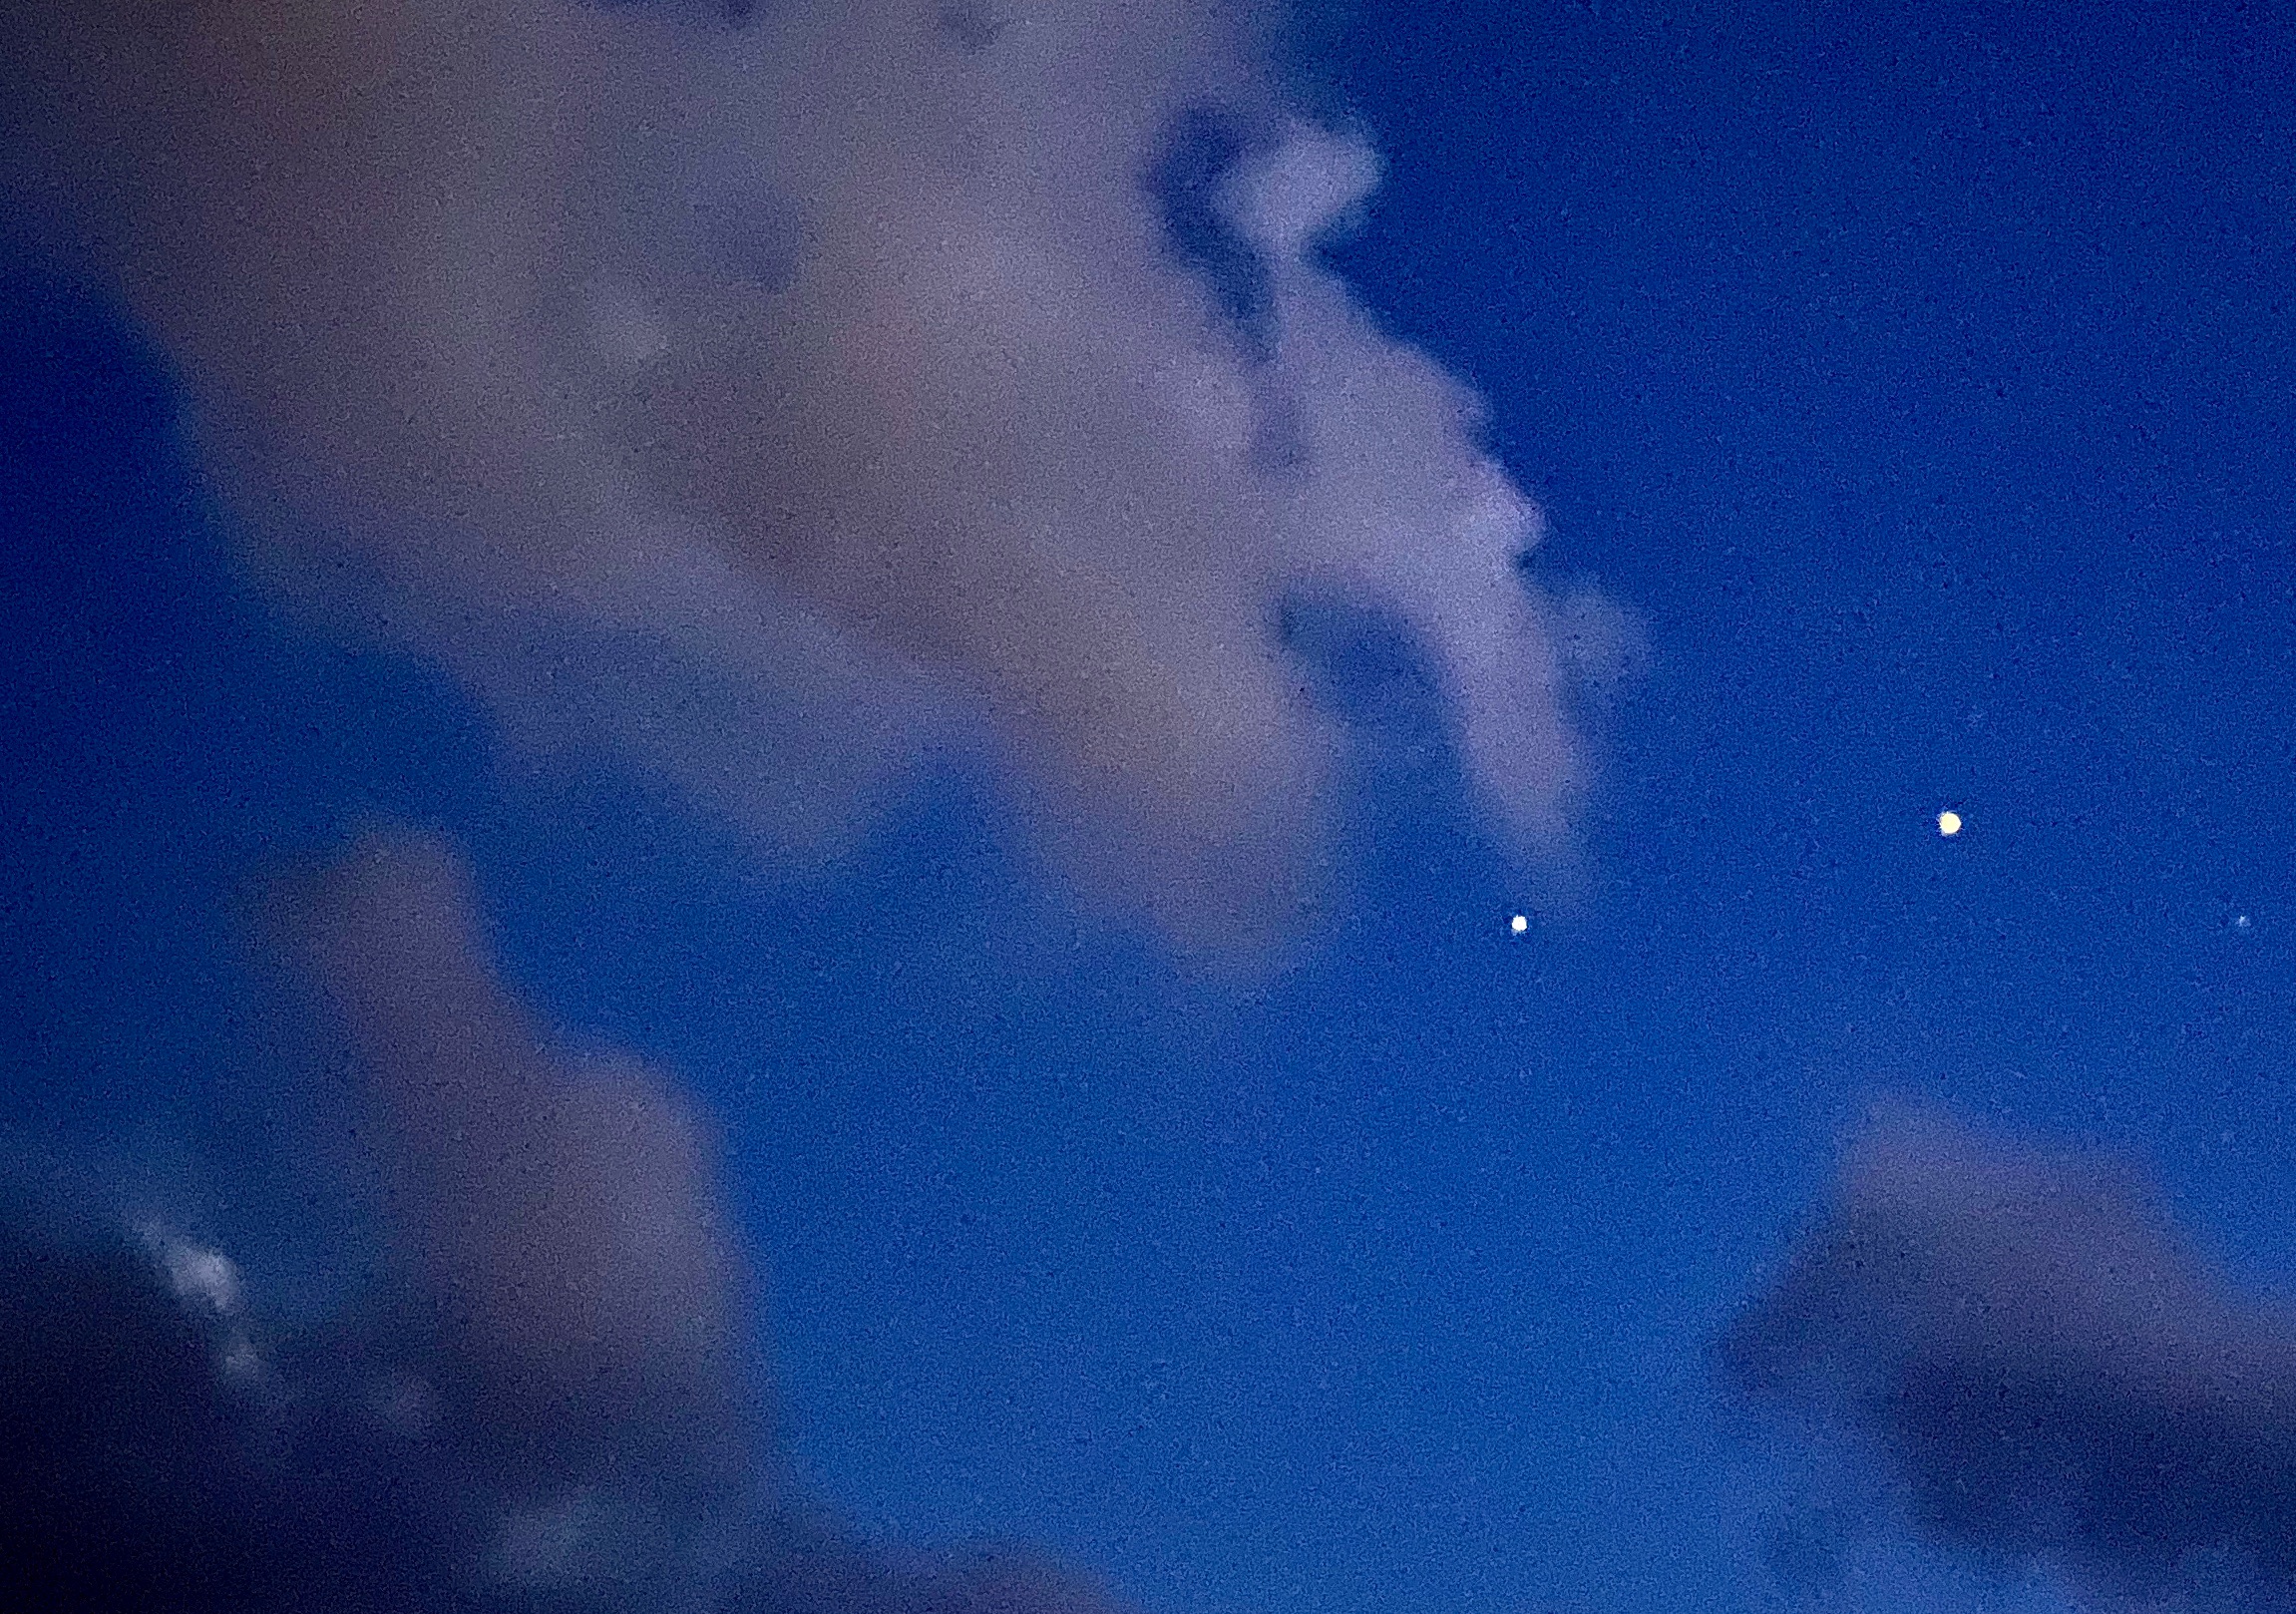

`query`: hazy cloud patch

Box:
[0,833,1141,1611]
[1724,1110,2296,1609]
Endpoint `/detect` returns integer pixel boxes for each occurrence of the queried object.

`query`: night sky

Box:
[5,3,2296,1613]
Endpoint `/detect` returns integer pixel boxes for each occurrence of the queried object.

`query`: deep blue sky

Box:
[7,3,2296,1612]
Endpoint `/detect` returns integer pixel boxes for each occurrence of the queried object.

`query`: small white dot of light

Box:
[1937,810,1962,837]
[1510,914,1529,935]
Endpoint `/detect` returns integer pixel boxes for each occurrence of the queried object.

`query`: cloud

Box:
[276,833,758,1495]
[1722,1110,2296,1607]
[3,0,1609,951]
[0,833,1140,1611]
[0,1223,1138,1613]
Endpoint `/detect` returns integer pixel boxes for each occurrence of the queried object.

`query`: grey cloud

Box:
[277,833,759,1495]
[1722,1111,2296,1607]
[0,834,1138,1612]
[4,0,1609,953]
[0,1222,1138,1613]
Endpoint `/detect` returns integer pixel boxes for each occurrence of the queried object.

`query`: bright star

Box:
[1510,914,1529,935]
[1937,810,1962,837]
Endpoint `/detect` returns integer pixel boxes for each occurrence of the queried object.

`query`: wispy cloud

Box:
[8,0,1612,952]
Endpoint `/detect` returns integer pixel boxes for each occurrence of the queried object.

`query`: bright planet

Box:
[1938,810,1963,837]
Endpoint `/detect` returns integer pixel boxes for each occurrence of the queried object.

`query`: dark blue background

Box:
[6,3,2294,1611]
